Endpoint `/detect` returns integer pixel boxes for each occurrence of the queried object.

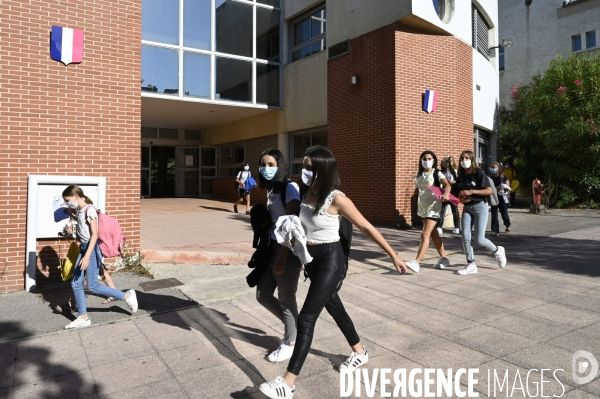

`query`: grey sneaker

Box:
[405,259,420,273]
[494,246,507,268]
[65,316,91,329]
[124,289,138,313]
[433,257,450,269]
[458,262,478,275]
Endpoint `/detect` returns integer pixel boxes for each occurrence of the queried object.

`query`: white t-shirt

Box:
[77,205,98,242]
[267,182,301,238]
[237,171,249,188]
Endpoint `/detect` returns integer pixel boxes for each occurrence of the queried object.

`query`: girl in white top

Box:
[234,162,251,214]
[405,150,451,273]
[259,145,407,399]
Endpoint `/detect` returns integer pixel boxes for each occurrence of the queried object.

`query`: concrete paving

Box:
[1,200,600,398]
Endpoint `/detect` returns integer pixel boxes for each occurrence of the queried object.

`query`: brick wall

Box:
[328,23,473,226]
[0,0,141,291]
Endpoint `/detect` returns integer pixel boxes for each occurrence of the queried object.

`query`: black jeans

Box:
[491,198,511,233]
[438,202,460,229]
[287,241,360,375]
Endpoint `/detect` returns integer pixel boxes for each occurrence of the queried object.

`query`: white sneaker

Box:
[452,228,460,234]
[65,316,91,329]
[339,348,369,372]
[124,289,138,313]
[268,342,294,363]
[436,227,444,236]
[494,246,507,268]
[433,257,450,269]
[458,262,478,275]
[405,259,420,273]
[259,376,295,398]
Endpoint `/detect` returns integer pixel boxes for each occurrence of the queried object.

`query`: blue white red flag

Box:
[50,26,84,65]
[423,90,438,113]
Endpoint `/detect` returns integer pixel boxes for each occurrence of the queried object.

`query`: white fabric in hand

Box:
[274,215,313,264]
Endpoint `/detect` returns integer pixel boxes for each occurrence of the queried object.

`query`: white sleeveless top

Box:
[299,190,343,243]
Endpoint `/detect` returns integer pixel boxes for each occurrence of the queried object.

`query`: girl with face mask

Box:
[453,151,507,275]
[437,157,460,235]
[234,162,251,214]
[259,145,407,399]
[489,162,512,237]
[405,150,452,273]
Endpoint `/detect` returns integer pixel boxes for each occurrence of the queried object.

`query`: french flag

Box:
[423,89,438,113]
[50,25,84,65]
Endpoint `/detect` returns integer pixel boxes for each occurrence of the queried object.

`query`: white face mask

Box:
[461,159,472,169]
[67,200,78,210]
[421,160,434,169]
[243,166,249,171]
[301,169,314,186]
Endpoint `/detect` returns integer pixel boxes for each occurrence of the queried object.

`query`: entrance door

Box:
[177,147,200,197]
[150,146,176,197]
[199,146,217,197]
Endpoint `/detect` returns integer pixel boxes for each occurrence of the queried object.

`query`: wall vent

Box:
[328,41,349,59]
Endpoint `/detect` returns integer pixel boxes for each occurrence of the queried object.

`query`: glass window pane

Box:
[141,127,158,138]
[572,35,581,51]
[587,31,596,48]
[216,57,252,102]
[215,0,252,57]
[293,133,311,159]
[294,18,310,47]
[201,148,216,166]
[292,44,312,62]
[257,64,279,106]
[312,130,327,147]
[183,0,211,50]
[311,10,325,38]
[257,7,280,61]
[233,145,245,163]
[311,39,325,55]
[142,0,179,45]
[257,0,280,7]
[159,128,179,139]
[185,130,202,140]
[220,146,233,165]
[183,52,211,98]
[292,163,302,176]
[142,147,150,168]
[141,45,179,95]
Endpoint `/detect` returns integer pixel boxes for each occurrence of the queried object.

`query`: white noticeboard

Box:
[36,184,99,239]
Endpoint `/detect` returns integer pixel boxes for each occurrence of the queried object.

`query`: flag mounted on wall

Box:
[423,90,438,113]
[50,25,84,65]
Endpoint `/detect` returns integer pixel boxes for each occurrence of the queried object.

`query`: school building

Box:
[0,0,500,291]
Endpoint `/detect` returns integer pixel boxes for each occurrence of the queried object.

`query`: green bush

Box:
[500,53,600,207]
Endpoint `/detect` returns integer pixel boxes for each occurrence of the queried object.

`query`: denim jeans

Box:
[491,198,511,233]
[461,201,498,263]
[256,242,302,345]
[72,241,125,315]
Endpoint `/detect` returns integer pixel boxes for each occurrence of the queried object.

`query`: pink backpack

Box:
[85,206,126,258]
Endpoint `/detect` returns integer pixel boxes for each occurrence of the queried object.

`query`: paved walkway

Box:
[1,200,600,398]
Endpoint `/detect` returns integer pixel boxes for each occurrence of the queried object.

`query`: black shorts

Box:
[422,217,440,222]
[238,188,249,198]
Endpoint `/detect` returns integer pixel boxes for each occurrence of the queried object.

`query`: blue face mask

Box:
[259,166,278,180]
[490,168,498,174]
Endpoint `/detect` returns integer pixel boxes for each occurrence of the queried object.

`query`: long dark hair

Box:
[416,150,438,177]
[457,150,481,176]
[299,145,341,214]
[257,149,289,193]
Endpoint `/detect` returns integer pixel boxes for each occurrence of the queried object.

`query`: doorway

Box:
[142,146,176,198]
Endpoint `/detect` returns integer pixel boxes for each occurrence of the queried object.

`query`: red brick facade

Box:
[328,23,473,226]
[0,1,141,291]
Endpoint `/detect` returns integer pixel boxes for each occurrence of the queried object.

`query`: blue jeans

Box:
[72,241,125,315]
[461,201,498,263]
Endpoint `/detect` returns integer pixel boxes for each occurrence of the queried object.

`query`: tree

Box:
[499,53,600,207]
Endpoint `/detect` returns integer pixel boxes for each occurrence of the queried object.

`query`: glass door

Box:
[177,147,200,197]
[141,146,150,197]
[199,146,217,197]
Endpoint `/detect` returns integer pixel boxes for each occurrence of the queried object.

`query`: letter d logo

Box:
[572,350,599,385]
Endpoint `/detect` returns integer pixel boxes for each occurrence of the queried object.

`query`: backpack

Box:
[432,170,442,188]
[245,175,256,192]
[487,176,499,206]
[84,206,126,258]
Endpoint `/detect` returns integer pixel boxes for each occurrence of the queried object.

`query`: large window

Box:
[289,129,327,175]
[291,6,326,62]
[141,0,281,107]
[586,31,596,49]
[572,34,582,51]
[472,4,490,60]
[219,142,245,177]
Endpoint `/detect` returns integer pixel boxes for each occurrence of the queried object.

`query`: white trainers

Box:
[433,257,450,269]
[458,262,478,275]
[268,342,294,363]
[65,316,91,329]
[124,289,138,313]
[405,259,420,273]
[452,228,460,234]
[339,348,369,372]
[436,227,444,236]
[259,376,295,398]
[494,246,507,268]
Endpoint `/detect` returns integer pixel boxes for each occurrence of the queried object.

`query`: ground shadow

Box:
[199,205,235,212]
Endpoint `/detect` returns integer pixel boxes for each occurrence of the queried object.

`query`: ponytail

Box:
[62,184,93,205]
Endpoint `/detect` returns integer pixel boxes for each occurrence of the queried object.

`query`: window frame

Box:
[289,127,327,176]
[572,34,582,51]
[586,31,596,49]
[290,4,326,63]
[219,141,246,177]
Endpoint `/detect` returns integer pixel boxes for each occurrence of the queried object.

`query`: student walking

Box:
[234,162,252,214]
[437,157,461,236]
[255,149,303,363]
[259,146,407,399]
[489,162,512,237]
[62,185,138,329]
[453,151,507,275]
[405,150,452,272]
